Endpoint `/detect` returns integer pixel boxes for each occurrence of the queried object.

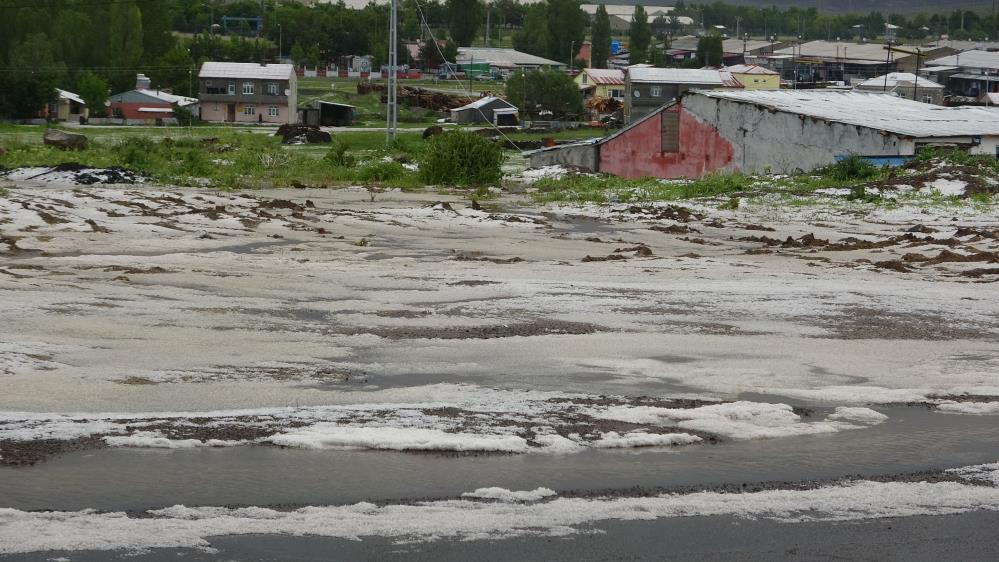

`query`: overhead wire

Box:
[411,0,522,151]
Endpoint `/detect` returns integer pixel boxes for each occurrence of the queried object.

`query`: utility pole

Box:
[485,2,491,47]
[386,0,398,143]
[735,16,741,41]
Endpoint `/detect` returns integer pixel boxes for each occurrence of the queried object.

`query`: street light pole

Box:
[278,24,282,61]
[569,40,575,72]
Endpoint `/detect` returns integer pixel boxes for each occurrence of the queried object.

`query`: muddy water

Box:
[2,407,997,512]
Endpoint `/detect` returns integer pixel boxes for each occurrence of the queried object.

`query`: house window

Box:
[610,89,622,98]
[267,83,280,96]
[651,86,662,97]
[227,83,236,94]
[243,104,256,115]
[268,106,279,117]
[581,75,587,84]
[243,82,254,95]
[922,95,933,104]
[661,110,680,153]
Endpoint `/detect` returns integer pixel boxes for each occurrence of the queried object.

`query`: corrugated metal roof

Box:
[136,89,198,106]
[198,62,295,80]
[693,89,999,138]
[582,68,624,85]
[456,48,563,67]
[771,40,919,62]
[628,68,725,85]
[856,73,944,89]
[452,96,516,111]
[724,64,778,75]
[927,50,999,71]
[56,89,85,105]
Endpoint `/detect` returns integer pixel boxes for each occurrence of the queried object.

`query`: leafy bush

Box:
[357,160,406,182]
[116,137,158,169]
[173,106,198,126]
[324,137,355,167]
[820,155,882,181]
[420,130,504,186]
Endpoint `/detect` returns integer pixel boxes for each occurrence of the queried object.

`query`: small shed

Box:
[300,100,357,126]
[450,96,519,125]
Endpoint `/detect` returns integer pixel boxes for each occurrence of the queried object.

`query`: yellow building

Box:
[575,68,626,100]
[724,65,780,90]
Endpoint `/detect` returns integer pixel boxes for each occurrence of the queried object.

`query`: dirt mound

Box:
[276,124,331,145]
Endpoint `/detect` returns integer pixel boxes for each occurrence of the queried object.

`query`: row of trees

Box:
[673,2,999,42]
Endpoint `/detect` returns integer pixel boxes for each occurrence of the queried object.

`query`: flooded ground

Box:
[1,180,998,558]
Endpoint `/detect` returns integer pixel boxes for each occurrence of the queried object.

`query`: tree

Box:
[140,0,175,63]
[695,35,723,67]
[448,0,482,46]
[153,45,196,97]
[420,39,458,70]
[0,33,62,119]
[506,69,582,119]
[629,5,651,65]
[546,0,586,65]
[108,1,144,92]
[590,4,611,69]
[77,71,110,118]
[290,42,306,66]
[512,4,548,57]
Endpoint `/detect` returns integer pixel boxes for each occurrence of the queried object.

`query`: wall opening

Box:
[661,110,680,153]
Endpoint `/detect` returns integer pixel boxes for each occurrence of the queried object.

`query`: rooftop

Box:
[628,67,726,85]
[692,89,999,138]
[457,48,563,68]
[137,89,198,106]
[579,4,672,18]
[56,89,85,105]
[670,36,776,55]
[580,68,625,85]
[771,40,923,62]
[724,64,779,75]
[927,49,999,71]
[856,73,944,89]
[198,62,296,80]
[452,96,516,111]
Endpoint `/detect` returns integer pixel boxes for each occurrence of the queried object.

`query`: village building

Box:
[43,89,88,122]
[924,50,999,98]
[722,65,780,90]
[449,96,518,125]
[456,48,565,75]
[575,68,625,101]
[625,67,742,122]
[854,73,946,105]
[197,62,297,124]
[107,74,198,124]
[668,36,781,66]
[529,89,999,178]
[760,40,953,84]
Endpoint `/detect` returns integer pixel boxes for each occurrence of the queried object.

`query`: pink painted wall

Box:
[599,105,735,179]
[200,102,292,124]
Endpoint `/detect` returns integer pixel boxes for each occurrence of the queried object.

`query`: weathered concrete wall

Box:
[599,106,735,179]
[527,143,598,171]
[682,95,908,174]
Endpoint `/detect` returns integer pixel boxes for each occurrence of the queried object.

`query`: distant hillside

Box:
[597,0,996,14]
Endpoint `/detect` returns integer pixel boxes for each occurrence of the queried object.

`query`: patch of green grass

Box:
[532,172,754,204]
[0,131,428,190]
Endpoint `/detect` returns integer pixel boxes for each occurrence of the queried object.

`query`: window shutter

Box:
[661,110,680,153]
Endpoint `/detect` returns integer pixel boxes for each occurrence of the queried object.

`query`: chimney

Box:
[135,74,151,90]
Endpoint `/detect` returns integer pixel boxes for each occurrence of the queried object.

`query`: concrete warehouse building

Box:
[529,89,999,178]
[854,73,946,105]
